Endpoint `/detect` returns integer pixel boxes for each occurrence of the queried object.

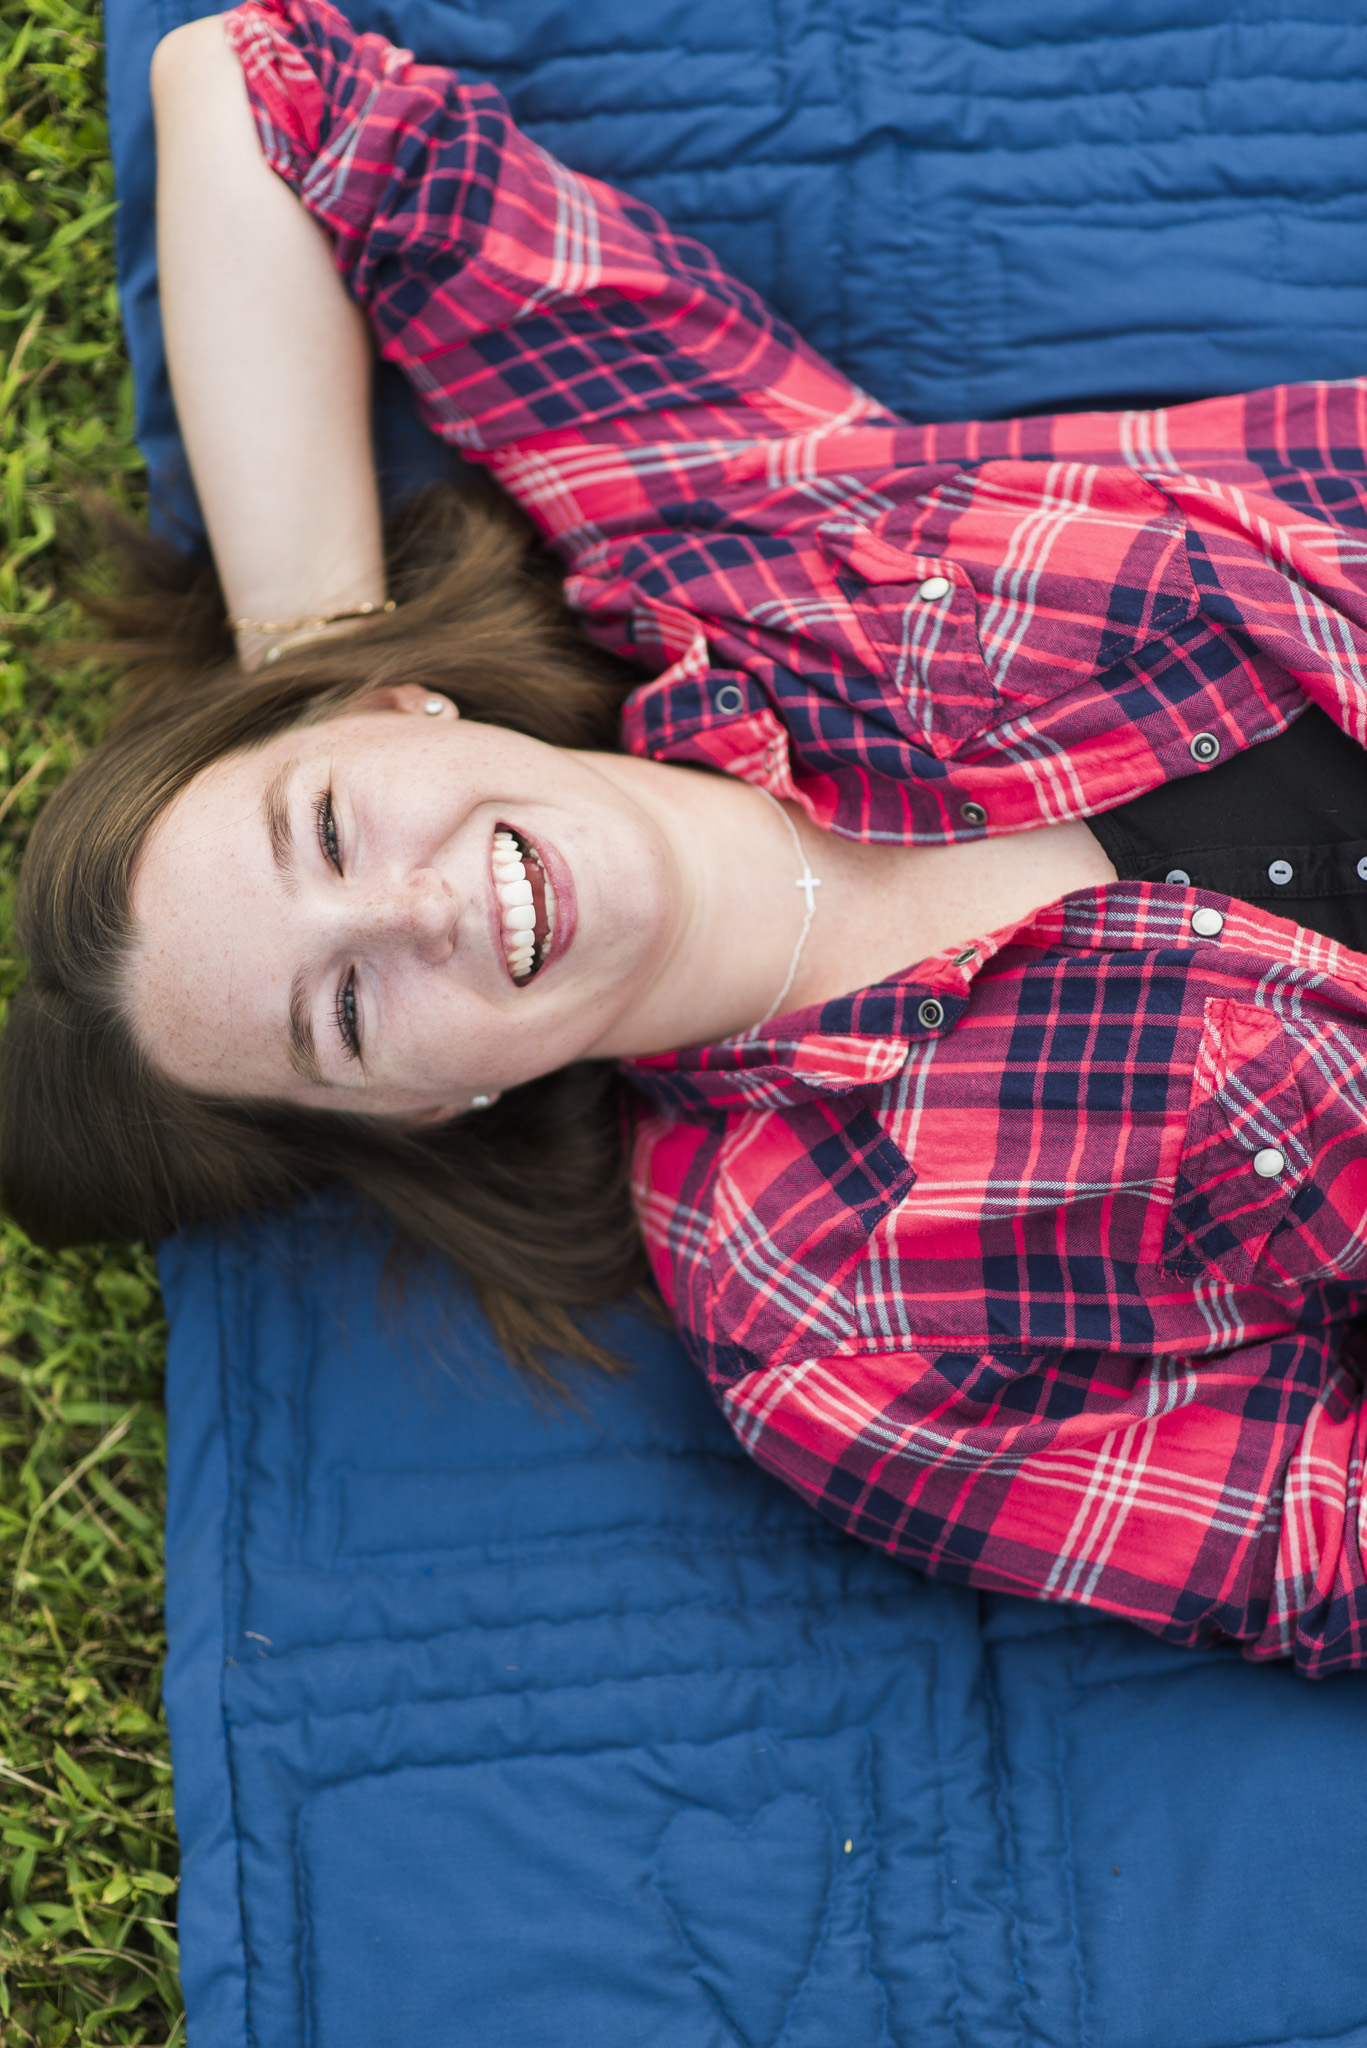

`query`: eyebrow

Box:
[262,757,299,882]
[261,757,329,1088]
[288,969,326,1088]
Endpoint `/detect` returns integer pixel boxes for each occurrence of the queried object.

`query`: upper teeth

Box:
[492,828,556,983]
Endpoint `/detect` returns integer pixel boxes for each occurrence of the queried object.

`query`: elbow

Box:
[150,14,234,111]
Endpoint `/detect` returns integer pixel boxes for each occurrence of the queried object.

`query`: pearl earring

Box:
[424,697,445,716]
[469,1092,498,1110]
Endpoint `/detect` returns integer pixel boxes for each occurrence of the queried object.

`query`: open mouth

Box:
[492,825,557,985]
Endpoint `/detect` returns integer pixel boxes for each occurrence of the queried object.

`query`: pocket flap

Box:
[1161,998,1313,1284]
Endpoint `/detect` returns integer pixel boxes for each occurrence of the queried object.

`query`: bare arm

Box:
[151,15,385,669]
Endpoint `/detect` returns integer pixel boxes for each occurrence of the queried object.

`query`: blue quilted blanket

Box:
[102,2,1367,2042]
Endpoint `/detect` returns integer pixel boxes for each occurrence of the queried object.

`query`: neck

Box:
[575,755,1122,1062]
[578,754,833,1056]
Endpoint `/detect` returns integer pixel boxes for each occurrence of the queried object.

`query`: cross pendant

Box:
[796,867,823,915]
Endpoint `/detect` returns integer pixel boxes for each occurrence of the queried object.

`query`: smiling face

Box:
[125,687,682,1118]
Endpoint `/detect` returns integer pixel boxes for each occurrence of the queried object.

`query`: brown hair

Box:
[0,480,655,1377]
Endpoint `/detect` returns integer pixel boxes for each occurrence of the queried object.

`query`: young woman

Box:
[7,0,1367,1675]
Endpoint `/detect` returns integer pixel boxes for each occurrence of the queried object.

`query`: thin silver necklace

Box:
[750,781,823,1027]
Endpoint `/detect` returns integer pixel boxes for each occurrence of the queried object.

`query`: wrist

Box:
[233,599,395,671]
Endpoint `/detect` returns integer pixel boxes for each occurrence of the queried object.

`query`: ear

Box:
[405,1099,470,1126]
[362,683,460,720]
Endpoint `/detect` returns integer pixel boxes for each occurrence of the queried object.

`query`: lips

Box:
[491,825,558,984]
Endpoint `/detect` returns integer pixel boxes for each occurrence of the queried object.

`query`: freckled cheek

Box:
[407,1007,566,1095]
[382,988,489,1090]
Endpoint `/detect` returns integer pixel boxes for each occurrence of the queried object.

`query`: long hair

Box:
[0,480,654,1377]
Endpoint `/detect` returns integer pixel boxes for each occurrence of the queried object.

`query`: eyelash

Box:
[314,788,361,1062]
[314,787,342,873]
[336,970,360,1063]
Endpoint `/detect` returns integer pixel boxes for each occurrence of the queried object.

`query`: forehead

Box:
[135,729,293,902]
[125,730,306,1092]
[136,702,389,888]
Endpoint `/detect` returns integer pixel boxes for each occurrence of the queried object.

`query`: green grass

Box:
[1,0,184,2040]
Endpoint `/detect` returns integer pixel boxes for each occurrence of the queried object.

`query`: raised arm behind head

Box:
[151,14,386,672]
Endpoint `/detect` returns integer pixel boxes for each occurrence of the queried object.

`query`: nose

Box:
[346,866,455,963]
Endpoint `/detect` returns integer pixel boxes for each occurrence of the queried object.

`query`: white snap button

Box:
[1165,868,1191,886]
[1357,856,1367,882]
[1191,906,1225,938]
[917,575,951,601]
[1190,731,1220,764]
[1252,1147,1286,1179]
[714,683,745,714]
[917,997,946,1030]
[1267,860,1293,886]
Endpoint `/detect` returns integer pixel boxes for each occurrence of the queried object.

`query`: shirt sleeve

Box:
[221,0,885,489]
[720,1325,1367,1677]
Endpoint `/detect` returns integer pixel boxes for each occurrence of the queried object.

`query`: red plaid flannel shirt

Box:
[229,0,1367,1674]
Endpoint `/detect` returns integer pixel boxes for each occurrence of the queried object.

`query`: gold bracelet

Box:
[230,600,396,634]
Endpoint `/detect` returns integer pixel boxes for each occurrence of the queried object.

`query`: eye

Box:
[336,968,361,1061]
[314,788,342,873]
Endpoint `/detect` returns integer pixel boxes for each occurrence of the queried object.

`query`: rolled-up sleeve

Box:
[721,1326,1367,1677]
[223,0,881,465]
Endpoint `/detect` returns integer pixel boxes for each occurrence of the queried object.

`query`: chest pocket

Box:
[1161,997,1367,1290]
[707,1098,916,1367]
[820,460,1200,757]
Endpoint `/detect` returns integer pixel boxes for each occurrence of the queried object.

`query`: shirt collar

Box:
[621,922,1023,1113]
[623,879,1367,1113]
